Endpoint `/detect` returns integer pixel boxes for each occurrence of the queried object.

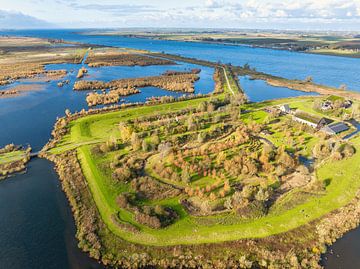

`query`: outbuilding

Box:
[293,111,332,129]
[279,104,291,114]
[321,122,350,135]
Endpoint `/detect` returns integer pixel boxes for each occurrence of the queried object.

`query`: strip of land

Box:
[88,30,360,58]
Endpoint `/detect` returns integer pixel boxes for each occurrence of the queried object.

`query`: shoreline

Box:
[82,32,360,60]
[39,95,360,268]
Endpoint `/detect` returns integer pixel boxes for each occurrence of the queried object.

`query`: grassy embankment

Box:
[46,93,360,246]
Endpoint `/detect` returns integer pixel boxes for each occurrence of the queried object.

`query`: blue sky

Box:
[1,0,360,30]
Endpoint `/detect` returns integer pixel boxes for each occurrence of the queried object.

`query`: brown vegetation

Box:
[85,50,175,67]
[86,87,140,106]
[0,144,31,180]
[76,67,88,79]
[74,73,199,93]
[162,68,201,76]
[213,66,226,93]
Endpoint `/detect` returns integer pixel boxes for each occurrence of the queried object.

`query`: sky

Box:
[1,0,360,30]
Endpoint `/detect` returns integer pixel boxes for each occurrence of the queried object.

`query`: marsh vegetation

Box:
[0,144,31,179]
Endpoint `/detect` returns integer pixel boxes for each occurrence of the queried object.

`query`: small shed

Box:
[321,122,349,135]
[279,104,291,114]
[317,118,333,129]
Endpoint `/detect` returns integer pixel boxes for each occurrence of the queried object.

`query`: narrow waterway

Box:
[0,158,104,269]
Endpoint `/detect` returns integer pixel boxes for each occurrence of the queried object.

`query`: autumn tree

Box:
[142,139,150,152]
[131,132,141,150]
[181,167,191,184]
[119,122,132,142]
[305,76,313,83]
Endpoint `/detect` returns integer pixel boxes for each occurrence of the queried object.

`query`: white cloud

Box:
[2,0,360,30]
[0,9,55,29]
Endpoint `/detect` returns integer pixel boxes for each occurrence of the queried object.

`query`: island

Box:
[40,57,360,268]
[0,144,32,179]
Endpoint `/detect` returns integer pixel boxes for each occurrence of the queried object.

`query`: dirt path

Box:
[222,67,235,96]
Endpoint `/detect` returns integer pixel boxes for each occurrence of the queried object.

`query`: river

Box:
[0,29,359,269]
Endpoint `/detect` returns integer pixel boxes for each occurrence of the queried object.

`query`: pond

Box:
[240,76,318,102]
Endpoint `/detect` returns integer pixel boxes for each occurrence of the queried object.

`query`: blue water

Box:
[0,56,213,150]
[82,64,214,93]
[240,76,318,102]
[1,29,360,91]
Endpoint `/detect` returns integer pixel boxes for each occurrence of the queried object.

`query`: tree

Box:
[209,193,217,201]
[255,187,270,202]
[231,107,241,121]
[105,135,118,151]
[158,142,172,158]
[151,134,160,146]
[259,149,269,165]
[305,76,313,83]
[142,140,150,152]
[181,167,191,184]
[207,103,215,112]
[243,63,251,70]
[65,108,71,117]
[187,115,195,131]
[198,102,207,112]
[224,180,231,192]
[231,93,245,106]
[241,185,255,200]
[197,132,206,143]
[131,133,141,150]
[216,151,227,166]
[339,84,347,91]
[119,122,132,142]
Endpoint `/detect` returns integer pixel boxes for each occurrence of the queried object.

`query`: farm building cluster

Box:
[278,104,350,135]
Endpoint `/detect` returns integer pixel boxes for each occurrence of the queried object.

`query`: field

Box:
[42,83,360,267]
